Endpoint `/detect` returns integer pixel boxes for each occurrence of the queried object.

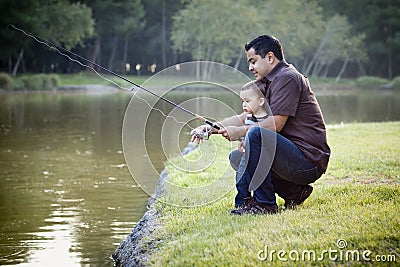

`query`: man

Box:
[191,35,330,215]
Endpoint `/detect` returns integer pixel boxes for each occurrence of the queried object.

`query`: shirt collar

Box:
[265,59,289,81]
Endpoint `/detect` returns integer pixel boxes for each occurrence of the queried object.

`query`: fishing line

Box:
[8,24,220,131]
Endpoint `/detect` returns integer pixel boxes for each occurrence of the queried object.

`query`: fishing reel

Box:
[193,127,211,140]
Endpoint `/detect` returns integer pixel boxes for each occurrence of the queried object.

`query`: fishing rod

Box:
[9,24,221,135]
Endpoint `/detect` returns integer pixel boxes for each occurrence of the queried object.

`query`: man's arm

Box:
[258,115,288,132]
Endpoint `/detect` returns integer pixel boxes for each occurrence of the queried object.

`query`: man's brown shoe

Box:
[231,197,278,215]
[284,185,313,210]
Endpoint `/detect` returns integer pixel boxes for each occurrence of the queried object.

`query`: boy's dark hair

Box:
[245,35,284,60]
[241,80,267,97]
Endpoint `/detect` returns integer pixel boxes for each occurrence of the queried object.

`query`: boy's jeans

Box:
[230,127,322,206]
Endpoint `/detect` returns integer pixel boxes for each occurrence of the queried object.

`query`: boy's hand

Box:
[238,141,244,152]
[218,126,245,141]
[190,125,211,144]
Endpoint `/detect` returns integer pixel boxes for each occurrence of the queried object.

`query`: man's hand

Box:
[218,126,246,141]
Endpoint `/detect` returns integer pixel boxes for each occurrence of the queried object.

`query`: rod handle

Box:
[195,114,221,130]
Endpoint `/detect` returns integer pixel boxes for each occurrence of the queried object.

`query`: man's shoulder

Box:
[277,63,302,79]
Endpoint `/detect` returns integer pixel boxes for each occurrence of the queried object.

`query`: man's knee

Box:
[246,126,276,144]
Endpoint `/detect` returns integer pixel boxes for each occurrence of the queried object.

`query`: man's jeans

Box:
[229,126,322,206]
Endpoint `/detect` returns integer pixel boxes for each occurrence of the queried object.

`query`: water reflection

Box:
[317,90,400,123]
[0,92,148,266]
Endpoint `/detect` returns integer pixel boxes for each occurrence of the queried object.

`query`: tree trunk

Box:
[304,35,328,76]
[202,46,212,80]
[12,49,24,76]
[233,52,243,70]
[90,37,101,70]
[108,34,119,71]
[122,37,129,74]
[196,60,200,80]
[387,36,392,79]
[335,58,349,83]
[8,56,12,74]
[161,0,167,68]
[322,63,331,78]
[356,59,367,76]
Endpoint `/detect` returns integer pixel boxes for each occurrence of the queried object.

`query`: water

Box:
[0,92,148,266]
[1,89,399,266]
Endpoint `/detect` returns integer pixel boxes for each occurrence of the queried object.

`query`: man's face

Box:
[246,48,272,81]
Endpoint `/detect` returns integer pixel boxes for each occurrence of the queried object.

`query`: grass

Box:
[57,72,151,87]
[148,122,400,266]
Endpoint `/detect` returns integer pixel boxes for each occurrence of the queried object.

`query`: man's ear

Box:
[259,97,265,107]
[266,51,275,63]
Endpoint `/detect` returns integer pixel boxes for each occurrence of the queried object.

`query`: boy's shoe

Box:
[283,185,313,210]
[231,197,278,215]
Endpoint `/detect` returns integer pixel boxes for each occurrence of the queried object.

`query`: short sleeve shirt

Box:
[265,60,330,172]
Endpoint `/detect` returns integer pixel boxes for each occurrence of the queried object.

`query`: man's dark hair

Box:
[245,35,284,60]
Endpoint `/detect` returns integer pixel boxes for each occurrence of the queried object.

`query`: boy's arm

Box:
[218,115,288,141]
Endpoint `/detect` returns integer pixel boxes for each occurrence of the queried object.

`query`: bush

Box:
[17,74,59,91]
[355,76,390,89]
[11,78,26,91]
[38,74,52,90]
[22,75,43,90]
[393,76,400,90]
[49,74,60,88]
[0,72,13,90]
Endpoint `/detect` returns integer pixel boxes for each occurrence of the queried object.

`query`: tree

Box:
[0,0,43,74]
[318,0,400,78]
[82,0,145,72]
[254,0,326,71]
[303,15,367,80]
[40,1,94,49]
[0,0,94,75]
[172,0,259,63]
[171,0,327,75]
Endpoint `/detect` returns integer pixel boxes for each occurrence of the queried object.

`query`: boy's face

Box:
[240,89,263,115]
[246,48,273,81]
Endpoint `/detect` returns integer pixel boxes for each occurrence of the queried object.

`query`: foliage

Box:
[39,1,94,49]
[171,0,366,79]
[355,76,391,89]
[84,0,144,35]
[303,15,367,76]
[0,72,12,89]
[13,74,60,91]
[0,0,43,60]
[318,0,400,78]
[393,76,400,90]
[0,0,399,79]
[172,0,259,64]
[256,0,325,64]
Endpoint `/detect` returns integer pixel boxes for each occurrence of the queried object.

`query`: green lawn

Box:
[57,72,151,87]
[149,122,400,266]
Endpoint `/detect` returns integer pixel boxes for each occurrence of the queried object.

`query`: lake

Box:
[0,88,399,266]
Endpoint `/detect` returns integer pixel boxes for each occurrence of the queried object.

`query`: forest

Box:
[0,0,399,79]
